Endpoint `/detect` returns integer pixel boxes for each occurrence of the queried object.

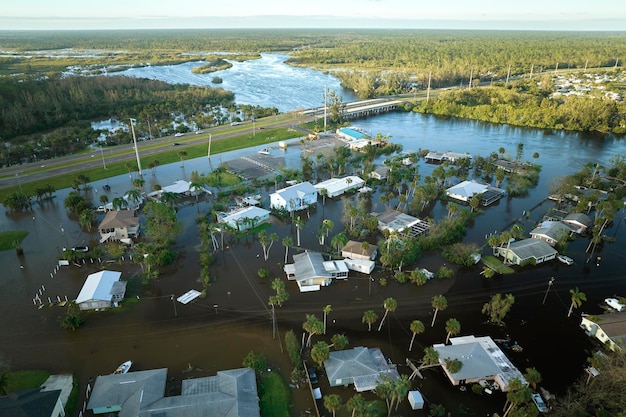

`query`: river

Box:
[2,54,626,416]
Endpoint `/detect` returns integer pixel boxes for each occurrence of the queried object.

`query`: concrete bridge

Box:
[301,97,405,120]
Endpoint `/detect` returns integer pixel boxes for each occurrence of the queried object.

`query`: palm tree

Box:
[99,194,109,206]
[417,346,440,371]
[323,304,332,334]
[303,314,324,347]
[324,394,342,417]
[445,318,461,343]
[258,230,278,261]
[311,341,330,367]
[378,297,398,331]
[189,180,205,203]
[330,232,348,257]
[177,150,187,167]
[568,287,587,317]
[329,333,349,350]
[347,394,367,417]
[294,216,305,246]
[392,375,411,412]
[409,320,425,351]
[124,189,142,208]
[159,191,180,208]
[362,310,378,331]
[318,219,334,246]
[282,236,293,264]
[111,196,128,211]
[431,295,448,327]
[132,178,145,190]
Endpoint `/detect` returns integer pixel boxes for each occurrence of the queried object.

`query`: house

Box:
[323,346,400,392]
[76,270,126,311]
[0,388,64,417]
[283,251,348,292]
[373,210,430,237]
[369,166,389,181]
[425,151,471,164]
[97,193,144,212]
[494,239,558,266]
[269,182,317,212]
[98,209,139,244]
[314,176,365,198]
[336,127,369,142]
[343,258,375,274]
[581,312,626,351]
[147,179,211,200]
[561,212,593,234]
[341,240,378,261]
[87,367,259,417]
[432,335,526,392]
[530,221,572,246]
[446,180,505,206]
[218,206,270,231]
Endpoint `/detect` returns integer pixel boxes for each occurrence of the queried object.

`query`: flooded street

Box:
[2,55,626,416]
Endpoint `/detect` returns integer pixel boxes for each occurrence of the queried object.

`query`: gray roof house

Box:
[324,346,400,392]
[561,212,593,234]
[432,335,526,392]
[98,209,140,244]
[0,388,64,417]
[495,239,557,266]
[581,311,626,351]
[530,221,572,246]
[284,251,348,292]
[269,182,317,212]
[373,210,430,237]
[87,367,259,417]
[76,270,126,311]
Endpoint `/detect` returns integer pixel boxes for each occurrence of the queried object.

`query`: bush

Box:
[259,372,290,417]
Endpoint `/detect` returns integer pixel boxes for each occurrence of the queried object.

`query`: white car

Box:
[557,255,574,265]
[174,133,184,137]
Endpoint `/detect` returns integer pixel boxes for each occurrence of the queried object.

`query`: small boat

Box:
[258,148,270,155]
[557,255,574,265]
[114,360,132,374]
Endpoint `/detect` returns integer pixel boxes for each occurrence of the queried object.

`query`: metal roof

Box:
[76,270,122,304]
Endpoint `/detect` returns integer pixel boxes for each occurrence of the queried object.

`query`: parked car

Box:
[557,255,574,265]
[307,367,318,384]
[174,132,184,137]
[231,122,240,126]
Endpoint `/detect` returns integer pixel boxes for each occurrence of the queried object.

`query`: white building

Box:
[284,251,348,292]
[314,176,365,198]
[446,180,505,206]
[270,182,317,212]
[76,270,126,311]
[218,206,271,231]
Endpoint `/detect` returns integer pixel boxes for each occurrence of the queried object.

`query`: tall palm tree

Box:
[445,318,461,344]
[282,236,293,264]
[159,191,180,208]
[568,287,587,317]
[111,197,128,211]
[330,232,348,257]
[362,310,378,331]
[178,150,187,167]
[377,297,398,331]
[409,320,425,351]
[323,304,332,334]
[431,295,448,327]
[124,189,142,208]
[294,216,305,246]
[303,314,324,347]
[324,394,342,417]
[347,394,366,417]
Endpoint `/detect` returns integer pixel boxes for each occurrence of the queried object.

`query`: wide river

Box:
[2,53,626,416]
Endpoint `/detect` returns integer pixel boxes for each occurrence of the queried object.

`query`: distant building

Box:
[314,176,365,198]
[581,312,626,351]
[495,239,557,266]
[446,180,505,206]
[76,270,126,311]
[341,240,378,261]
[283,251,348,292]
[218,206,271,231]
[425,151,471,164]
[324,346,400,392]
[373,210,430,237]
[87,367,259,417]
[369,166,390,181]
[98,209,139,244]
[530,221,572,246]
[432,335,526,392]
[269,182,317,212]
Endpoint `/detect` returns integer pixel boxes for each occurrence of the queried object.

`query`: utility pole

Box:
[584,59,588,71]
[426,71,432,103]
[505,64,511,85]
[554,62,559,75]
[323,86,327,133]
[207,134,212,160]
[542,277,555,305]
[100,147,107,170]
[529,64,534,80]
[171,295,177,317]
[129,118,143,178]
[468,68,473,89]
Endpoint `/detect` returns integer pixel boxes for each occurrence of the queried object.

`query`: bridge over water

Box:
[301,98,405,120]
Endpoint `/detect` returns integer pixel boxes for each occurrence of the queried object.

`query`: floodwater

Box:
[2,57,626,416]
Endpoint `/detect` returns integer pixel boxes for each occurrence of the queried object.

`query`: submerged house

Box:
[323,346,400,392]
[446,180,505,206]
[561,213,593,234]
[314,176,365,198]
[283,251,348,292]
[269,182,317,212]
[98,209,140,244]
[76,270,126,311]
[87,367,259,417]
[432,335,526,392]
[495,239,557,266]
[373,210,430,237]
[530,221,572,246]
[218,206,270,231]
[581,312,626,351]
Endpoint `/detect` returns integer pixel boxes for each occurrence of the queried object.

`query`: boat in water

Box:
[114,360,132,374]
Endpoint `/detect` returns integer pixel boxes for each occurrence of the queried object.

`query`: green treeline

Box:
[415,80,625,134]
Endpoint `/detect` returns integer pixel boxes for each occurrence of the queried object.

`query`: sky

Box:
[1,0,625,31]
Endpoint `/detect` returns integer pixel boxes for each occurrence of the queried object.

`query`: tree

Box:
[409,320,425,351]
[282,236,293,264]
[58,301,85,331]
[177,150,187,167]
[284,330,302,371]
[431,295,448,327]
[502,377,532,417]
[324,393,342,417]
[418,346,440,371]
[330,232,348,257]
[323,304,332,334]
[482,293,515,325]
[378,297,398,331]
[258,230,278,261]
[524,367,542,390]
[329,333,349,350]
[318,219,334,246]
[445,318,461,344]
[362,310,378,331]
[294,216,305,246]
[124,188,142,208]
[311,341,330,367]
[568,287,587,317]
[347,394,367,417]
[303,314,324,347]
[242,350,266,374]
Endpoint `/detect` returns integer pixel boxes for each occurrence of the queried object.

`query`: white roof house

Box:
[446,180,489,202]
[76,270,126,311]
[433,335,526,392]
[218,206,271,231]
[269,182,317,212]
[323,346,400,392]
[314,176,365,198]
[373,210,431,237]
[283,251,348,292]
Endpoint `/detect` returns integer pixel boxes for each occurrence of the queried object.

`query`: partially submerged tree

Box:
[482,293,515,325]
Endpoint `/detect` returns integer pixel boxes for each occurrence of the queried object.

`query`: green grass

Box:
[258,371,291,417]
[482,255,516,274]
[5,370,50,392]
[0,230,28,251]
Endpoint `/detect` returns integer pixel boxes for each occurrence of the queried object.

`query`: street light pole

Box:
[129,118,143,178]
[100,147,107,170]
[542,277,555,305]
[171,295,177,317]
